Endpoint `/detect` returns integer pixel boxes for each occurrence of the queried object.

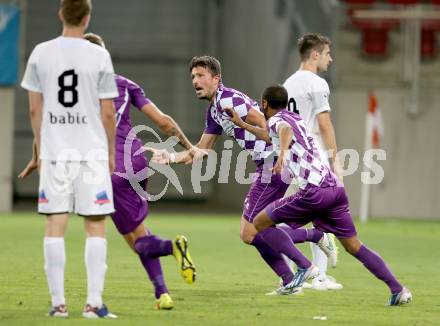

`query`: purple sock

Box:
[354,245,403,294]
[278,226,323,244]
[251,233,293,286]
[138,253,168,299]
[259,227,311,269]
[134,235,173,258]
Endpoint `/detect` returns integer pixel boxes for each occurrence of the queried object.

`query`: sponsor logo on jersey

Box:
[49,111,88,125]
[94,191,111,205]
[38,190,49,203]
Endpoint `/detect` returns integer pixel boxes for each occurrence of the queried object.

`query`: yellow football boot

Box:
[173,235,196,284]
[155,293,174,310]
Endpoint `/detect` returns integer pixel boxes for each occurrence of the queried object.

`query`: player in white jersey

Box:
[20,0,117,318]
[282,33,343,291]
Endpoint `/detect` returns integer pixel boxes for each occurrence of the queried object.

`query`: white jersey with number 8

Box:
[21,36,118,161]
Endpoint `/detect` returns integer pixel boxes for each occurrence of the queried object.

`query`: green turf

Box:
[0,213,439,325]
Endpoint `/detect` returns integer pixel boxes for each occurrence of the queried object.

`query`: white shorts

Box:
[38,160,115,216]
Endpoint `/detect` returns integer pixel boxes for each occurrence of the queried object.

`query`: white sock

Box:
[85,237,107,307]
[44,237,66,307]
[310,242,328,278]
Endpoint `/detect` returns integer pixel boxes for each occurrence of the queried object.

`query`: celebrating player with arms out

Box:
[20,32,201,310]
[20,0,117,318]
[150,56,337,294]
[282,33,343,290]
[227,84,411,305]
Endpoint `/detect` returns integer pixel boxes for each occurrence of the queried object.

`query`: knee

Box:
[253,213,271,232]
[253,218,263,232]
[239,229,254,245]
[45,215,68,237]
[125,235,137,252]
[342,238,362,256]
[85,217,106,237]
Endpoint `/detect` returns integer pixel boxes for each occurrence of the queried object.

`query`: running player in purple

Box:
[150,56,337,293]
[19,33,200,311]
[228,84,411,305]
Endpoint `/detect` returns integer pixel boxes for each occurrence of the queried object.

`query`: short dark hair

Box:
[84,32,104,47]
[189,55,222,76]
[262,85,288,110]
[298,33,331,61]
[60,0,92,26]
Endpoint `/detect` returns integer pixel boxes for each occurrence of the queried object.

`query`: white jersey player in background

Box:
[282,33,344,291]
[20,0,118,318]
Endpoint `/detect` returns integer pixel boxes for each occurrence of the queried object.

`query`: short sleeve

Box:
[98,51,118,99]
[275,121,291,133]
[127,79,151,109]
[21,46,42,92]
[310,77,331,114]
[204,107,223,135]
[267,117,281,134]
[268,117,290,135]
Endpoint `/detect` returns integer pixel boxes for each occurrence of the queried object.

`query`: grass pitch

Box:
[0,213,439,326]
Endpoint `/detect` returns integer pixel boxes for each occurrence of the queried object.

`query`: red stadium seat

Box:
[343,0,376,3]
[421,27,436,59]
[431,0,440,5]
[420,20,440,59]
[387,0,418,5]
[351,19,398,57]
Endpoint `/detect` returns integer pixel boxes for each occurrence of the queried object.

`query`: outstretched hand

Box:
[18,159,39,179]
[332,156,344,185]
[189,147,208,162]
[144,147,172,164]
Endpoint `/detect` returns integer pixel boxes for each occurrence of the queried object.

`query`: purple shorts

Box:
[266,185,357,239]
[111,155,148,235]
[243,166,290,222]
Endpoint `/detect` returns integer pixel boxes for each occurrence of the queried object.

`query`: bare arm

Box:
[147,133,215,165]
[175,133,217,163]
[141,102,194,151]
[20,92,43,178]
[18,138,38,178]
[273,123,293,174]
[317,111,343,180]
[195,133,218,150]
[101,98,116,173]
[224,107,271,143]
[28,91,43,157]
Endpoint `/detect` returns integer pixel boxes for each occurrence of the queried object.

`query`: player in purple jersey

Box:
[19,32,202,311]
[149,56,337,293]
[227,84,411,305]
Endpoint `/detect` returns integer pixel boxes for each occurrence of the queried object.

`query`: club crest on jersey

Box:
[94,191,111,205]
[38,190,49,203]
